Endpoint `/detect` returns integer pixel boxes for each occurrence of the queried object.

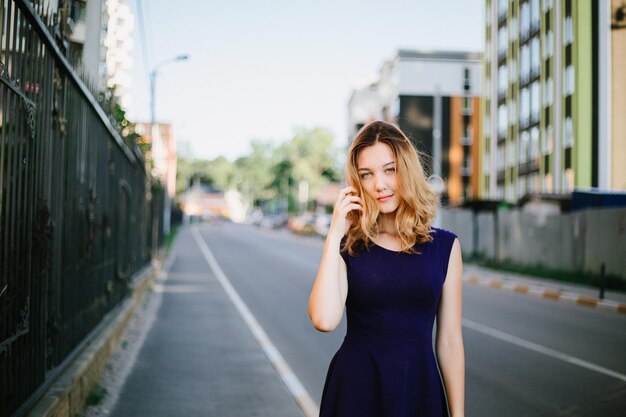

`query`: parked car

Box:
[260,213,288,229]
[314,214,332,236]
[287,213,316,235]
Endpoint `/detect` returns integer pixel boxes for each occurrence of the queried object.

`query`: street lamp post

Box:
[149,54,189,237]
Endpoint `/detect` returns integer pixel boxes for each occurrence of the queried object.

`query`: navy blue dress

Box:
[319,227,457,417]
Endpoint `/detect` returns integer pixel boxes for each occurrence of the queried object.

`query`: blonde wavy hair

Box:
[343,120,439,256]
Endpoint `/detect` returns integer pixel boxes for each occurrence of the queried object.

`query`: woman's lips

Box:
[377,194,393,202]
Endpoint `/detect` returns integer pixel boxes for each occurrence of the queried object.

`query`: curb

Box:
[25,252,173,417]
[464,275,626,315]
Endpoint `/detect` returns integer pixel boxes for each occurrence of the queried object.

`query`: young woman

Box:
[308,120,464,417]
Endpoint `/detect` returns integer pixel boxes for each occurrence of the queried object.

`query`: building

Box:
[67,0,134,108]
[609,1,626,190]
[348,50,482,206]
[482,0,625,203]
[347,80,383,139]
[134,122,177,199]
[103,0,134,109]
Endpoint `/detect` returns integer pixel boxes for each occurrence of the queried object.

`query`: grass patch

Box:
[85,384,107,406]
[165,225,180,250]
[467,254,626,292]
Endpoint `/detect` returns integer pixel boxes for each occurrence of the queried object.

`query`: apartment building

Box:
[348,50,482,206]
[483,0,624,202]
[67,0,133,108]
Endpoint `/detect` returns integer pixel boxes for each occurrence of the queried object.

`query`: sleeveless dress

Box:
[319,227,457,417]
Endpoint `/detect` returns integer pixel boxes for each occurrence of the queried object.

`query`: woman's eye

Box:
[386,168,396,174]
[360,172,371,179]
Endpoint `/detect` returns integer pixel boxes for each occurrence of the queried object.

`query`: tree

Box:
[232,140,276,205]
[275,127,342,212]
[175,151,235,197]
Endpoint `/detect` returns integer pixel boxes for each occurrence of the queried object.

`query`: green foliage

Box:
[176,154,234,196]
[469,254,626,291]
[85,384,107,406]
[176,127,343,211]
[233,140,277,203]
[98,86,149,161]
[165,225,179,251]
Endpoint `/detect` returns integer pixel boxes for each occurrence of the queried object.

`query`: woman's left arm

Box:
[436,238,465,417]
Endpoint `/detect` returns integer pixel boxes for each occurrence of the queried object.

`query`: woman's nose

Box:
[375,175,386,191]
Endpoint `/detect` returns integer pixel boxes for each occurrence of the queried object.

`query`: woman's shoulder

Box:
[429,227,458,245]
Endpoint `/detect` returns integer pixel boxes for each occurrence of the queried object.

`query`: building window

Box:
[520,44,530,84]
[498,65,508,95]
[530,0,540,30]
[544,125,553,155]
[463,97,473,114]
[497,144,505,171]
[544,77,553,106]
[520,87,530,126]
[530,37,540,77]
[462,124,473,145]
[498,104,508,137]
[498,26,508,57]
[544,30,553,59]
[463,154,472,176]
[564,16,573,45]
[520,131,530,163]
[530,81,540,122]
[498,0,508,20]
[563,117,573,147]
[518,176,527,198]
[564,65,575,96]
[530,127,540,160]
[520,2,530,39]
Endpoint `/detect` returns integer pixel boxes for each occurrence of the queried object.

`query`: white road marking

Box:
[462,318,626,383]
[191,227,319,417]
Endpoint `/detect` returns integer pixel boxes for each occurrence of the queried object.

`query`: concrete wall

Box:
[581,207,626,276]
[439,206,626,279]
[439,208,474,255]
[476,212,496,258]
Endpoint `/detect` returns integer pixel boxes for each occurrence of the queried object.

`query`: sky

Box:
[127,0,484,161]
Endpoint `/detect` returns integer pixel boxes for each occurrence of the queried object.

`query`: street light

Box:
[149,53,189,237]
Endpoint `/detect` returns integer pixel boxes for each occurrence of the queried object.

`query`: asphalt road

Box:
[197,222,626,417]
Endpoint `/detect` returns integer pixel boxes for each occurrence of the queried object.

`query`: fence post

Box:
[599,263,606,300]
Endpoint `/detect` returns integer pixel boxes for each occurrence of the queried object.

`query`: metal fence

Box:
[0,1,163,416]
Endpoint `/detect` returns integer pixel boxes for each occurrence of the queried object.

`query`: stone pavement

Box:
[108,227,303,417]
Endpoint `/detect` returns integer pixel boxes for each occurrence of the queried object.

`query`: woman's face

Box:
[356,142,400,214]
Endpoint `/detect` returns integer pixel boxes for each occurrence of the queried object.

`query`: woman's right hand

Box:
[329,186,363,239]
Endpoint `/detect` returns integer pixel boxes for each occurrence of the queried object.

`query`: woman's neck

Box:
[378,211,397,236]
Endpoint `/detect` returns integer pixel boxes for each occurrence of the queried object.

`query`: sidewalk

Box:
[464,263,626,314]
[106,227,303,417]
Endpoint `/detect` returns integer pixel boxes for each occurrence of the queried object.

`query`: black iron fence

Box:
[0,1,164,416]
